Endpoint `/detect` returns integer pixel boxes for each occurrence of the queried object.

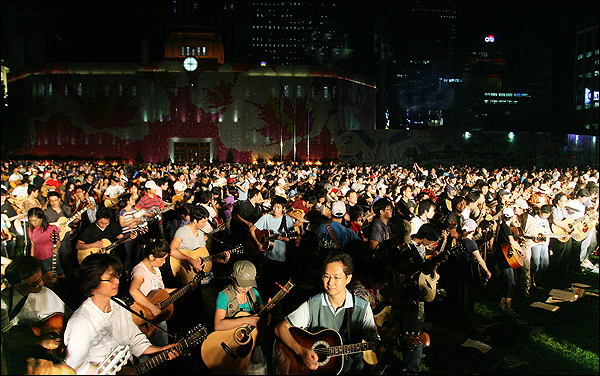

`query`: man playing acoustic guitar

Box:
[1,256,71,374]
[274,251,379,375]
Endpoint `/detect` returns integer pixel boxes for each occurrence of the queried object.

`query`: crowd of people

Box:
[1,158,598,375]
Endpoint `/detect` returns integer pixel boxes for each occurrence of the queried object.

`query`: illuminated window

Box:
[40,84,44,96]
[78,83,82,96]
[64,84,68,96]
[119,84,122,96]
[182,47,185,56]
[187,46,190,55]
[324,86,329,99]
[202,46,206,56]
[48,84,52,95]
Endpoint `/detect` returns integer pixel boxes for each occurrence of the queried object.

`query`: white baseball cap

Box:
[145,180,159,190]
[331,201,346,218]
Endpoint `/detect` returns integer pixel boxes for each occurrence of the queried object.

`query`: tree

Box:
[226,149,235,163]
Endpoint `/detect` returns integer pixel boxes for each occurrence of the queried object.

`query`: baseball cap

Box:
[462,218,478,233]
[233,260,257,288]
[145,180,159,190]
[514,199,528,209]
[503,207,515,217]
[331,201,346,218]
[227,177,234,184]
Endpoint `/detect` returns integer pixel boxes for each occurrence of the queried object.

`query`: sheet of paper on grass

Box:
[548,289,578,302]
[531,301,560,312]
[461,338,492,353]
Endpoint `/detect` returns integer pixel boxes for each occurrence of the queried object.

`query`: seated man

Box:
[274,251,379,375]
[1,256,71,374]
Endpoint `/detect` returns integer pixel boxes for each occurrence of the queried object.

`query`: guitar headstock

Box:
[51,230,59,244]
[183,324,208,348]
[229,245,244,255]
[136,222,149,235]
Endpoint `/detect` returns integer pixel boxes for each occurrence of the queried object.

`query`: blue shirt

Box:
[253,214,295,262]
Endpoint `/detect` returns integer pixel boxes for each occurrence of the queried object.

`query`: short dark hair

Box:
[417,199,435,216]
[575,188,590,199]
[540,204,553,214]
[247,188,260,200]
[142,238,170,259]
[78,254,123,297]
[96,206,112,220]
[415,223,440,241]
[27,185,39,195]
[190,205,209,222]
[5,256,41,286]
[348,205,364,221]
[322,251,354,276]
[373,198,392,217]
[271,195,288,208]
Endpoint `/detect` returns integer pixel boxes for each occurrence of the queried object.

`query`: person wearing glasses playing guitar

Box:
[63,254,180,374]
[1,256,71,374]
[274,251,379,375]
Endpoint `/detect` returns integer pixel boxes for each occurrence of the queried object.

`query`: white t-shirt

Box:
[1,286,67,333]
[131,261,165,296]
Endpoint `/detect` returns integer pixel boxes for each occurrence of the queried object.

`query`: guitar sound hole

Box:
[311,340,330,365]
[234,327,249,345]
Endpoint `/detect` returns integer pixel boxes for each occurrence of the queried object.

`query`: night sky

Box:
[2,1,597,77]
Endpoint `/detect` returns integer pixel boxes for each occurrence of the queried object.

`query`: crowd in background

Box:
[1,158,598,375]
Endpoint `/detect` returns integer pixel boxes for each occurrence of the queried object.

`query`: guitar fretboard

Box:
[321,340,380,357]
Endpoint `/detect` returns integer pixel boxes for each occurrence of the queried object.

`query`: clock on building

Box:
[183,56,198,71]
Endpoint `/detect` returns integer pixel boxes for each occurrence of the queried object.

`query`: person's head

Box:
[190,205,209,227]
[232,260,257,293]
[78,254,123,298]
[414,223,440,245]
[461,218,478,235]
[575,188,590,202]
[553,192,568,207]
[400,185,413,199]
[27,184,39,196]
[271,195,288,216]
[417,198,436,219]
[373,198,393,219]
[5,256,44,294]
[142,238,170,268]
[330,200,347,219]
[348,204,364,222]
[539,204,553,218]
[321,251,354,295]
[119,192,139,209]
[345,190,359,205]
[47,191,61,208]
[27,207,48,231]
[247,188,261,201]
[452,196,467,213]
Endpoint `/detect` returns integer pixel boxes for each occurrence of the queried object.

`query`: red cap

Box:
[227,177,234,183]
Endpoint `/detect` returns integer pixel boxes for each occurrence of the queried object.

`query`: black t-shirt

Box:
[230,200,263,242]
[78,221,122,244]
[495,221,514,269]
[396,198,416,221]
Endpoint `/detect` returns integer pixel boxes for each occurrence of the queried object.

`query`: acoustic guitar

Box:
[49,202,93,241]
[130,272,202,338]
[201,279,295,375]
[274,327,430,375]
[87,345,132,375]
[170,244,244,285]
[498,226,527,269]
[379,242,464,303]
[42,230,64,288]
[418,226,451,302]
[77,222,148,264]
[133,324,208,374]
[551,210,598,242]
[246,229,299,257]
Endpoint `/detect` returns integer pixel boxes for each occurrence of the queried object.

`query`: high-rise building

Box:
[574,16,599,133]
[374,2,458,130]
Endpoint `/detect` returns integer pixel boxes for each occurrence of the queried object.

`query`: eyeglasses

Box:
[100,275,121,283]
[322,274,346,282]
[23,276,44,288]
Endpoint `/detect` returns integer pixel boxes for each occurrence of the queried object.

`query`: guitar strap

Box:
[278,214,287,233]
[8,286,28,321]
[340,294,354,348]
[326,223,343,250]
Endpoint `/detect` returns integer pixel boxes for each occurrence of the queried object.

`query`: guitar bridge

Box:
[221,342,238,359]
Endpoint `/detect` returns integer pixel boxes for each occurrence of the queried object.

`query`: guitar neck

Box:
[325,340,381,357]
[256,280,294,318]
[134,341,186,374]
[160,281,194,308]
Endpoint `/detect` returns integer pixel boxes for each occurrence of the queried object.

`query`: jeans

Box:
[531,243,550,274]
[499,266,515,299]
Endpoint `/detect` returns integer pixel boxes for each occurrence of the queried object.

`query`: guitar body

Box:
[170,247,209,284]
[246,229,276,256]
[571,215,598,242]
[418,271,440,302]
[77,239,113,264]
[49,217,71,241]
[30,313,66,358]
[501,243,524,269]
[104,196,120,209]
[130,289,175,338]
[274,327,344,376]
[551,222,572,242]
[201,312,258,375]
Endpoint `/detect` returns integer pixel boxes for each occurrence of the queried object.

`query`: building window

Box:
[202,46,206,56]
[297,85,302,98]
[132,86,137,96]
[284,85,289,97]
[64,84,68,96]
[187,46,190,56]
[181,47,185,56]
[78,83,82,96]
[48,84,52,95]
[119,84,123,96]
[324,86,329,99]
[40,84,45,96]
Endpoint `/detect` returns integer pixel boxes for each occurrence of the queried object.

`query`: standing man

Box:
[368,198,395,254]
[248,195,298,315]
[230,188,263,257]
[315,201,361,263]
